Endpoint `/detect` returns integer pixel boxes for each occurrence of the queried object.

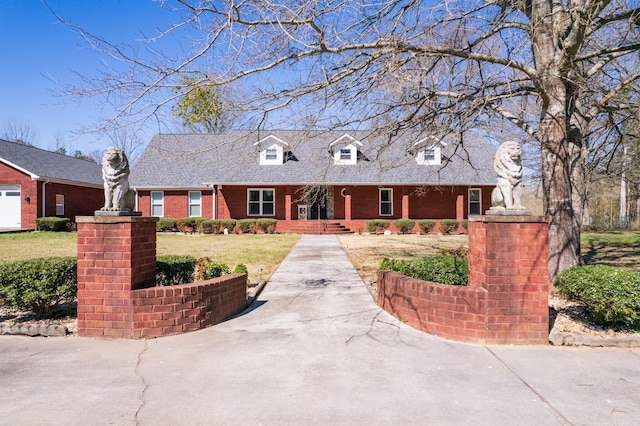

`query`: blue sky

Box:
[0,0,177,154]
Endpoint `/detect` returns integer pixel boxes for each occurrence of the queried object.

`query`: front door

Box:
[308,187,328,220]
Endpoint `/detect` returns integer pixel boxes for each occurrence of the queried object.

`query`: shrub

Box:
[202,262,231,280]
[219,219,236,234]
[177,217,206,234]
[257,219,278,234]
[380,255,468,286]
[366,219,390,235]
[235,219,256,234]
[156,218,178,232]
[36,217,70,232]
[461,220,469,232]
[0,257,77,315]
[156,255,196,286]
[417,220,436,234]
[556,265,640,326]
[393,219,415,234]
[199,220,221,234]
[438,219,459,234]
[233,263,250,284]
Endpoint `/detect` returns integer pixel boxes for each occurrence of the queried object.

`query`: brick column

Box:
[456,194,464,222]
[345,192,352,221]
[468,215,550,344]
[285,193,292,221]
[402,191,410,219]
[76,216,158,338]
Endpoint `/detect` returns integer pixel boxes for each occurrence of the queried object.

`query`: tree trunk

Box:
[620,143,628,224]
[532,2,582,280]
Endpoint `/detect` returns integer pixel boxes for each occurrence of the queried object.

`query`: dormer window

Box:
[254,135,290,165]
[265,149,278,160]
[329,134,362,165]
[409,136,446,166]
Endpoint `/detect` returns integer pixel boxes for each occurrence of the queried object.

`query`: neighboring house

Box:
[0,139,104,229]
[130,130,498,233]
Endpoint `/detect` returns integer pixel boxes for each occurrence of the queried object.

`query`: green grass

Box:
[582,231,640,248]
[0,232,301,283]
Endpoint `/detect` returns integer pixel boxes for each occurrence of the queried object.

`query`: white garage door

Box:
[0,185,21,228]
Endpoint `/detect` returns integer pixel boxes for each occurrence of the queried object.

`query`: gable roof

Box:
[0,139,103,187]
[130,130,497,188]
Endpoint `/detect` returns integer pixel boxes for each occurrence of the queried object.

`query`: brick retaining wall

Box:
[377,215,550,345]
[76,216,247,338]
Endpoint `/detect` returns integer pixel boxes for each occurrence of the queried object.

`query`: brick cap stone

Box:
[76,215,159,224]
[469,215,551,223]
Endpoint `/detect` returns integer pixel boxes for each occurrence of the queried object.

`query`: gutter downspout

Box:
[41,180,49,218]
[212,185,217,220]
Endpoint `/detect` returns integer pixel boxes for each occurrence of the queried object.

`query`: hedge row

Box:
[35,217,71,232]
[156,218,277,234]
[380,255,468,286]
[0,256,248,315]
[364,219,465,234]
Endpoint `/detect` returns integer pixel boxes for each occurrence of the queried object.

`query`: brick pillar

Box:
[345,193,352,221]
[76,216,158,338]
[456,194,464,222]
[402,191,410,219]
[285,193,292,221]
[468,215,550,344]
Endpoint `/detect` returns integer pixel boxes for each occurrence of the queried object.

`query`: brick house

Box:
[130,130,497,233]
[0,139,104,229]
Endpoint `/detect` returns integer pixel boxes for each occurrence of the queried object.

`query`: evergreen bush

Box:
[393,219,415,234]
[35,217,70,232]
[156,255,196,286]
[380,255,468,286]
[257,219,278,234]
[417,220,436,234]
[0,257,77,315]
[366,219,390,234]
[156,218,178,232]
[438,219,459,234]
[556,265,640,326]
[219,219,236,233]
[202,262,231,280]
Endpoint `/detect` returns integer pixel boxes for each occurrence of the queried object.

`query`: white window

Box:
[55,194,64,216]
[425,149,436,161]
[380,189,393,216]
[248,189,275,216]
[340,148,351,160]
[189,191,202,217]
[469,189,481,215]
[151,191,164,217]
[265,149,278,160]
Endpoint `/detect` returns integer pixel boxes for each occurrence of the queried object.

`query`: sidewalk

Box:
[1,235,639,425]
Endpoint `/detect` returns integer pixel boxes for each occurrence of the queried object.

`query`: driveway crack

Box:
[134,339,149,425]
[485,347,573,425]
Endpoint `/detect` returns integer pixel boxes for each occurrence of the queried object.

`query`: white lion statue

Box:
[490,141,526,210]
[100,146,135,212]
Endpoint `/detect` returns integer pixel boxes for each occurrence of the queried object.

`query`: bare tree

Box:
[104,128,147,166]
[1,117,39,145]
[61,0,640,278]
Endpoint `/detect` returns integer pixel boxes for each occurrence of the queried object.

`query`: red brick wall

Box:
[43,182,103,223]
[377,216,550,345]
[130,274,247,338]
[138,184,494,224]
[1,162,102,228]
[76,216,247,338]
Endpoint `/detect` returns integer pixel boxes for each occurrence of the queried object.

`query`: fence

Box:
[586,216,639,231]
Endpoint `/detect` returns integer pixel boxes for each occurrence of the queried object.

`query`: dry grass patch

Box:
[156,233,300,282]
[338,234,468,282]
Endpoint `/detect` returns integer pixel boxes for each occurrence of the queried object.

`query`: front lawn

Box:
[0,232,301,283]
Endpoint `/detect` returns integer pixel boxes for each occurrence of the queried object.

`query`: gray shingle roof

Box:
[0,139,103,186]
[130,130,497,188]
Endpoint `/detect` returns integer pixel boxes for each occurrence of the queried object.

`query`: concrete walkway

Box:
[1,235,639,425]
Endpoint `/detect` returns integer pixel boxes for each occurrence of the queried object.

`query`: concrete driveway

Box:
[1,235,639,425]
